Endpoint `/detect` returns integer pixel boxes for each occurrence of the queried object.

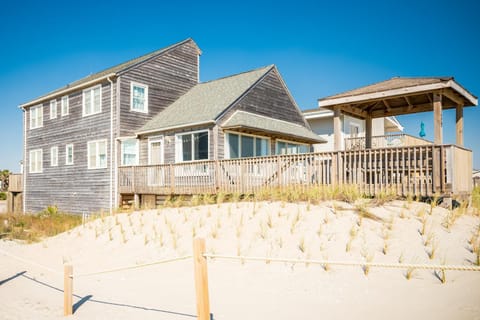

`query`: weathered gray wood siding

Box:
[219,69,308,128]
[25,81,116,214]
[118,40,199,136]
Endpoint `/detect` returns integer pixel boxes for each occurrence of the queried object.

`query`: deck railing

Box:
[7,173,23,192]
[345,133,432,151]
[119,145,472,197]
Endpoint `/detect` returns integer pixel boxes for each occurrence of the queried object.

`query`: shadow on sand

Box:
[15,272,196,317]
[0,271,27,286]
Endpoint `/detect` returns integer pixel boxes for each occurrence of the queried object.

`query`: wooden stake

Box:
[64,264,73,316]
[193,238,211,320]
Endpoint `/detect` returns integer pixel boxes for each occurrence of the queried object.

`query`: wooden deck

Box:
[119,144,472,198]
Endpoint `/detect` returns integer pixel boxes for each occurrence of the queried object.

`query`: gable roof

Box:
[222,111,326,143]
[20,38,200,108]
[319,77,477,108]
[137,65,274,134]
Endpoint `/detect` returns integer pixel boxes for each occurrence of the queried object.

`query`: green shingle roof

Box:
[137,65,274,134]
[21,38,198,108]
[222,111,326,143]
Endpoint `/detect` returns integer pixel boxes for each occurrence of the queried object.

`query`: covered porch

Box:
[118,77,477,206]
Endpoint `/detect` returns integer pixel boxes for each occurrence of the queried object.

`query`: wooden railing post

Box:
[64,264,73,316]
[331,152,337,186]
[193,238,211,320]
[169,164,175,194]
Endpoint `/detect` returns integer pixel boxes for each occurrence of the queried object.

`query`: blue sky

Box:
[1,0,479,171]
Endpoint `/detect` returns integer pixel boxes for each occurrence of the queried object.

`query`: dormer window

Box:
[130,82,148,113]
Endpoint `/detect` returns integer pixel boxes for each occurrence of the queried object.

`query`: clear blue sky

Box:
[1,0,479,172]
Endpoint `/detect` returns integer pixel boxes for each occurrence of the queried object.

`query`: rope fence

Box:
[0,248,62,275]
[2,238,480,320]
[73,255,192,278]
[202,253,480,272]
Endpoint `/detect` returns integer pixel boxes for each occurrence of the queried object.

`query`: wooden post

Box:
[193,238,211,320]
[433,93,443,145]
[133,194,140,210]
[63,264,73,316]
[333,106,342,151]
[365,115,372,149]
[169,164,175,194]
[456,103,464,146]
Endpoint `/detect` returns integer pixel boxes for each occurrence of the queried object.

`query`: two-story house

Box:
[20,38,324,214]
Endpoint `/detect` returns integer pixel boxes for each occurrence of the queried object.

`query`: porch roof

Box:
[222,111,326,144]
[318,77,477,119]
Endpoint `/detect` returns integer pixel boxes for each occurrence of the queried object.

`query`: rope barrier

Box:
[203,253,480,272]
[73,255,192,278]
[0,248,62,275]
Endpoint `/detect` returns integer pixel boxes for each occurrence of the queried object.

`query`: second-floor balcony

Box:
[345,133,432,151]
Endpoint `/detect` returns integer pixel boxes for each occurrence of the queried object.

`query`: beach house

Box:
[19,38,324,214]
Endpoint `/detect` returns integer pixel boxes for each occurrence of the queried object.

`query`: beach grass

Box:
[0,206,82,242]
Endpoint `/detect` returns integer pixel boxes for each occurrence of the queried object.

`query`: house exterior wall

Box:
[23,40,199,214]
[219,70,307,128]
[118,41,199,137]
[24,81,115,214]
[307,115,385,152]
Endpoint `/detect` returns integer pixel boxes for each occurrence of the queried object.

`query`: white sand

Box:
[1,200,479,320]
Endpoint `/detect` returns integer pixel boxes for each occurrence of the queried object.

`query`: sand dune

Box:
[1,200,479,319]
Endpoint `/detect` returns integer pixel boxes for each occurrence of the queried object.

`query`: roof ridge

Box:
[21,38,196,107]
[200,64,274,85]
[319,76,455,101]
[70,38,194,85]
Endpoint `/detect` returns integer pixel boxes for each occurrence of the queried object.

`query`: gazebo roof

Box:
[318,77,477,119]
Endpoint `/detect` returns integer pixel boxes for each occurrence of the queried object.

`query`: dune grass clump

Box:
[0,206,82,242]
[373,187,397,206]
[472,187,480,214]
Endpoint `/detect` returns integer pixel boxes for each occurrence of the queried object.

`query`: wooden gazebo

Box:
[318,77,477,150]
[319,77,478,196]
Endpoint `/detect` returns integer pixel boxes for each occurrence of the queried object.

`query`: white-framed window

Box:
[65,144,74,165]
[121,139,138,166]
[29,149,43,173]
[50,146,58,167]
[83,85,102,116]
[88,140,107,169]
[275,139,309,155]
[225,132,270,159]
[30,105,43,129]
[175,130,209,162]
[349,123,360,138]
[61,95,69,116]
[50,100,57,119]
[130,82,148,113]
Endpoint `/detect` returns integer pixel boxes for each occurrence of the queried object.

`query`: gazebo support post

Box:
[333,106,342,151]
[365,115,372,149]
[456,103,464,146]
[433,92,443,145]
